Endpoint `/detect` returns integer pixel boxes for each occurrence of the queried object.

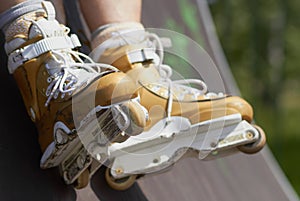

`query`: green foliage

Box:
[210,0,300,195]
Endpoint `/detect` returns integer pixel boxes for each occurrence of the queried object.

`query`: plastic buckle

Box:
[8,48,29,74]
[70,34,81,48]
[11,49,27,63]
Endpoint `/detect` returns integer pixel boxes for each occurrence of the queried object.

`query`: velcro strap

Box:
[8,34,81,74]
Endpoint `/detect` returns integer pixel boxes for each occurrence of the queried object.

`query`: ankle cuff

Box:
[91,22,144,49]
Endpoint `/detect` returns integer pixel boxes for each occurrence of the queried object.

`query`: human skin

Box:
[79,0,142,32]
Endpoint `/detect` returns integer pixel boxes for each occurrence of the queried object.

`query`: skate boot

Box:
[90,22,267,190]
[1,2,148,188]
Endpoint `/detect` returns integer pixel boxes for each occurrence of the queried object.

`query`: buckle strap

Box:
[8,34,81,74]
[127,48,160,64]
[42,1,56,21]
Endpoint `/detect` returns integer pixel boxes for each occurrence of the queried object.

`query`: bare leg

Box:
[79,0,142,33]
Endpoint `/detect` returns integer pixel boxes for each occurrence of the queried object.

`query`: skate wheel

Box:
[238,125,266,154]
[73,169,90,189]
[105,168,137,191]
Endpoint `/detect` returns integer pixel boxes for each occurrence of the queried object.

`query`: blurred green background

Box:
[209,0,300,195]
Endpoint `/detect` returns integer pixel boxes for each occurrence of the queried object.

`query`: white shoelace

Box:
[44,49,118,107]
[27,18,119,107]
[145,32,209,121]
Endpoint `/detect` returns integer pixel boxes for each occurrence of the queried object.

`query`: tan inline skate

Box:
[90,22,267,190]
[2,2,148,189]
